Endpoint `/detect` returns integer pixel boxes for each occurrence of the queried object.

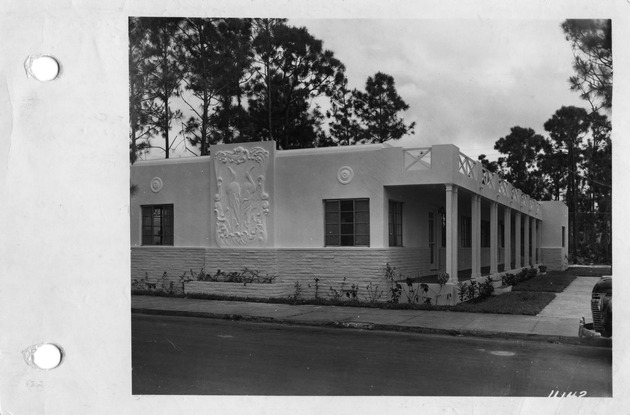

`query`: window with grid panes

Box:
[461,216,471,248]
[389,200,403,246]
[324,199,369,246]
[141,204,174,245]
[481,220,490,247]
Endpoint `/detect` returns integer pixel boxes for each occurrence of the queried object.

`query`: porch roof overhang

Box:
[388,144,543,220]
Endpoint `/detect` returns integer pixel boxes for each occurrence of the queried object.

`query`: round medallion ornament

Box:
[150,177,163,193]
[337,166,354,184]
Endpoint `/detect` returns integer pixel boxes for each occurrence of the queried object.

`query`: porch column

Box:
[532,218,538,265]
[445,184,459,284]
[514,211,522,269]
[490,201,498,275]
[504,207,511,271]
[471,194,481,279]
[524,215,530,267]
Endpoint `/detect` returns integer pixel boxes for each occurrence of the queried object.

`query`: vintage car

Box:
[579,276,612,338]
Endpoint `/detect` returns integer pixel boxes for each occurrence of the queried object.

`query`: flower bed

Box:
[184,280,293,298]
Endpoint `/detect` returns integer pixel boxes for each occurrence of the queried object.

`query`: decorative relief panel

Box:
[150,177,163,193]
[214,146,270,246]
[403,148,431,171]
[337,166,354,184]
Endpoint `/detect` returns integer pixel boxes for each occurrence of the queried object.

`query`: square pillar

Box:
[471,194,481,279]
[524,215,530,267]
[504,207,511,271]
[490,201,498,275]
[445,184,459,284]
[514,211,521,269]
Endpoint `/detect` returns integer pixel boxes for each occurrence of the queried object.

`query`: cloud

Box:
[291,18,587,160]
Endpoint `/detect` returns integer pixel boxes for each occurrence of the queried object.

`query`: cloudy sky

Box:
[146,18,589,161]
[289,18,586,160]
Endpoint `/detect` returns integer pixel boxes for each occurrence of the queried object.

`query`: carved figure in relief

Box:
[214,146,270,246]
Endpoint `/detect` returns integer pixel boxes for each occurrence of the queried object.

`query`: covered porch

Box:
[386,183,541,286]
[386,146,544,289]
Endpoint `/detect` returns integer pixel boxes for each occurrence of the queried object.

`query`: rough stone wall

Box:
[131,247,206,286]
[201,248,390,299]
[386,247,431,278]
[132,245,525,302]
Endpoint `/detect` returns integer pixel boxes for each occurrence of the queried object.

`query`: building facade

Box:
[130,141,568,304]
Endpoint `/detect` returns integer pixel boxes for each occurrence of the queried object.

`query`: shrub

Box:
[329,277,347,300]
[516,269,529,282]
[526,266,538,279]
[502,273,518,286]
[390,283,403,303]
[466,280,478,301]
[457,281,467,302]
[478,276,495,299]
[402,278,421,304]
[365,282,383,303]
[196,268,278,284]
[346,283,360,302]
[384,263,403,303]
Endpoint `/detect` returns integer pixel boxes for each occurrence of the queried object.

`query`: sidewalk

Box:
[131,277,611,347]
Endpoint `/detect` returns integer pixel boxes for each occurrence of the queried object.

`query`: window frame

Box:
[461,216,471,248]
[141,204,174,246]
[481,220,490,248]
[324,198,370,247]
[388,200,403,247]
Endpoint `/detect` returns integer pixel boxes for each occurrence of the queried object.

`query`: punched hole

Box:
[25,55,60,82]
[32,343,63,370]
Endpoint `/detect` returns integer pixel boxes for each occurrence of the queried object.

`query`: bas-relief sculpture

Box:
[214,146,270,246]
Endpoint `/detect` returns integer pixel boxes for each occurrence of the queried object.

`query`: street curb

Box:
[132,308,612,348]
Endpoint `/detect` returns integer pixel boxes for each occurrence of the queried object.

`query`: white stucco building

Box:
[130,140,568,304]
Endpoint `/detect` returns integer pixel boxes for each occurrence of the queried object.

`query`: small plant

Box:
[457,281,467,302]
[502,273,517,287]
[203,268,278,284]
[290,281,303,301]
[365,282,383,303]
[329,277,347,300]
[225,271,243,283]
[435,272,450,305]
[478,276,495,299]
[466,280,478,301]
[515,269,528,283]
[419,283,431,304]
[390,282,402,303]
[384,263,397,281]
[178,270,193,293]
[195,268,215,282]
[159,272,171,293]
[539,264,547,273]
[308,278,321,300]
[131,279,143,290]
[346,283,359,302]
[526,266,538,279]
[132,272,155,291]
[402,277,421,303]
[384,263,403,303]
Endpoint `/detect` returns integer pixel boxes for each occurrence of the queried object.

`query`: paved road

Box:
[132,314,612,396]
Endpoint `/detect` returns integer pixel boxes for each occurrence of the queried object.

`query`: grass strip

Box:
[450,291,556,315]
[512,273,576,293]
